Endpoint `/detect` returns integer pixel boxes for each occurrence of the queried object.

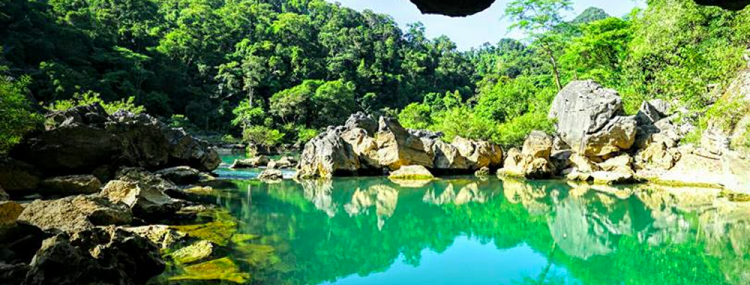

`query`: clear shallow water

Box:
[204,158,750,285]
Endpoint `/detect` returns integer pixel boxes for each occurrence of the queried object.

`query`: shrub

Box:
[47,91,144,115]
[0,75,42,155]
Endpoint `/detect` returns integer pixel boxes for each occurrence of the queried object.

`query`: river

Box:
[167,155,750,285]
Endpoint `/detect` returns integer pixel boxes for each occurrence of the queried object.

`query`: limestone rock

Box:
[100,168,180,220]
[0,185,8,201]
[431,140,469,170]
[17,195,132,233]
[39,175,101,196]
[0,158,41,195]
[635,142,682,171]
[376,117,434,170]
[155,166,202,185]
[267,156,297,169]
[475,167,491,177]
[344,112,378,135]
[169,240,215,264]
[258,169,283,181]
[230,155,269,169]
[25,226,164,285]
[582,116,637,158]
[498,148,555,179]
[0,201,24,226]
[388,165,434,180]
[568,153,600,173]
[452,137,503,170]
[549,80,624,152]
[296,129,363,178]
[522,131,553,159]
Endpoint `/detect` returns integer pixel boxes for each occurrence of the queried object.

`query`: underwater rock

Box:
[169,240,215,264]
[167,257,249,284]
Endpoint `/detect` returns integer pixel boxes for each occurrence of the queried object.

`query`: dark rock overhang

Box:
[408,0,749,17]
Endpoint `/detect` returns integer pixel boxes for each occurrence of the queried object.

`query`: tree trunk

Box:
[548,52,562,91]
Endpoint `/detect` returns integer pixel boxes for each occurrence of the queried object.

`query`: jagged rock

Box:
[12,104,220,176]
[583,116,637,158]
[17,195,132,233]
[0,158,41,195]
[296,129,362,178]
[376,117,434,170]
[258,169,283,181]
[298,114,503,177]
[551,150,573,171]
[0,201,24,226]
[156,166,202,185]
[590,154,636,185]
[39,175,101,196]
[431,140,469,170]
[100,169,180,220]
[549,80,624,152]
[230,155,269,169]
[267,157,297,169]
[498,148,555,179]
[25,226,164,285]
[388,165,434,180]
[522,131,553,159]
[344,112,378,135]
[568,153,600,173]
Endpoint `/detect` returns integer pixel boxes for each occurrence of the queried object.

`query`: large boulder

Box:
[0,158,41,196]
[296,128,364,178]
[452,136,503,170]
[11,104,220,176]
[100,168,180,220]
[17,195,132,233]
[549,81,636,158]
[39,175,101,196]
[24,226,164,285]
[522,131,553,159]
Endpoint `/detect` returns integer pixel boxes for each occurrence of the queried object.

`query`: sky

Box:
[323,0,645,51]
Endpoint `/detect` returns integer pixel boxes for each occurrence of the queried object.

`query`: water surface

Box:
[198,159,750,285]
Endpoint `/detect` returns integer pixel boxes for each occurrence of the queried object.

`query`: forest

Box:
[2,0,750,154]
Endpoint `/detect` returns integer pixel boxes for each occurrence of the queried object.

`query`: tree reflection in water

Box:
[209,177,750,285]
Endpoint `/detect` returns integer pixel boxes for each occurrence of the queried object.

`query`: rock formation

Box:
[10,103,220,177]
[497,131,556,179]
[296,112,503,178]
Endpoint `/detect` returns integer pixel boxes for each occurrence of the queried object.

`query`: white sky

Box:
[324,0,646,51]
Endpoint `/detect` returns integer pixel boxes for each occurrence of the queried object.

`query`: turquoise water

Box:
[204,157,750,285]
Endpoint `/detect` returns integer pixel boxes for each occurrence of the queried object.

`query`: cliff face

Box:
[406,0,748,17]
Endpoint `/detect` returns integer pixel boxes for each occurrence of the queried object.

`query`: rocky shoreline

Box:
[294,79,750,194]
[0,104,253,284]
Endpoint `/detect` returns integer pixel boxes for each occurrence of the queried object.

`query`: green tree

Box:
[0,72,42,154]
[505,0,573,90]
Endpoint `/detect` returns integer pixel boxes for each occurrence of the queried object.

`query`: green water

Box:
[196,161,750,285]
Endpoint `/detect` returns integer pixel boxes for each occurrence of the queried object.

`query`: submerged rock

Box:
[230,155,269,169]
[17,195,132,233]
[258,169,283,181]
[39,175,102,196]
[169,240,215,264]
[167,257,249,284]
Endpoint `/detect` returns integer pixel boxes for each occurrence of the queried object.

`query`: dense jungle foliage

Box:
[1,0,749,152]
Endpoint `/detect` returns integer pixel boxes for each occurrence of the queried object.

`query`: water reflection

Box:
[207,177,750,285]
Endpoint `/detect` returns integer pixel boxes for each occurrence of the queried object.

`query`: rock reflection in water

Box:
[213,177,750,285]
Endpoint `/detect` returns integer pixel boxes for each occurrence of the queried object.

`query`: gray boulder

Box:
[230,155,269,169]
[582,116,637,158]
[258,169,284,181]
